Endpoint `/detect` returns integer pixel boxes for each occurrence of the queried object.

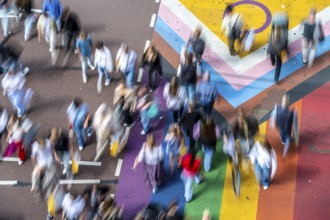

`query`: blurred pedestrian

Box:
[0,0,19,37]
[221,5,243,56]
[37,13,50,43]
[195,71,218,118]
[178,52,197,105]
[163,76,188,124]
[164,123,183,175]
[181,103,202,149]
[187,26,205,64]
[60,6,80,65]
[179,147,203,202]
[4,113,25,164]
[136,86,164,135]
[61,192,87,220]
[17,0,36,41]
[140,45,162,92]
[270,94,295,158]
[301,8,324,67]
[94,41,113,94]
[115,43,137,88]
[42,0,62,33]
[133,133,165,194]
[232,109,259,155]
[76,31,95,83]
[0,106,8,157]
[69,97,92,151]
[199,117,220,172]
[50,127,71,175]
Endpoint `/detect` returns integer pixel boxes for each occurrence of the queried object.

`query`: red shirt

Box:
[182,153,201,177]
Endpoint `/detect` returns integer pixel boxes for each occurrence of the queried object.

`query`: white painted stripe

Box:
[31,9,43,13]
[59,179,100,185]
[155,0,160,3]
[115,159,123,177]
[162,0,330,74]
[65,161,101,166]
[110,194,115,198]
[0,157,20,162]
[0,180,18,185]
[144,40,151,52]
[150,14,157,28]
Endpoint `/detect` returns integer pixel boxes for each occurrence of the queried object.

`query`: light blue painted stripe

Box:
[155,17,330,107]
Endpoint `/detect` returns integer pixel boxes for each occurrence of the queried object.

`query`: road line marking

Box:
[150,14,157,28]
[0,157,20,162]
[65,161,101,166]
[155,0,160,3]
[59,179,100,185]
[0,180,18,185]
[115,159,123,177]
[144,40,151,51]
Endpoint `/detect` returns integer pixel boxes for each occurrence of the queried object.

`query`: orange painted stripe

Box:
[256,100,302,220]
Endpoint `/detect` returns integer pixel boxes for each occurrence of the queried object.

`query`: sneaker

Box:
[21,67,29,76]
[87,130,92,137]
[79,146,84,151]
[89,64,96,70]
[152,186,157,194]
[141,130,146,135]
[74,49,78,55]
[62,168,67,175]
[263,185,269,190]
[83,76,88,84]
[105,78,111,86]
[18,160,23,165]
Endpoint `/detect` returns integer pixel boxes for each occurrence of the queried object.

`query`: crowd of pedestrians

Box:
[0,0,326,219]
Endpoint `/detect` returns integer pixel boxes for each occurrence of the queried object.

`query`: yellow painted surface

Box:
[180,0,329,53]
[219,121,267,220]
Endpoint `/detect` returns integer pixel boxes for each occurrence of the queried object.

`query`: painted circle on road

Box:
[224,0,272,34]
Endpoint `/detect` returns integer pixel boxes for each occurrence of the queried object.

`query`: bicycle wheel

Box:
[232,164,241,197]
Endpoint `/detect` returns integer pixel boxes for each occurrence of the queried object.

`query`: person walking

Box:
[163,76,188,124]
[76,31,95,83]
[221,5,243,56]
[198,117,220,172]
[69,97,92,151]
[18,0,36,41]
[0,0,19,38]
[179,147,203,202]
[270,94,295,158]
[115,43,137,88]
[164,123,183,175]
[140,45,162,92]
[60,6,80,65]
[42,0,62,33]
[187,26,205,64]
[0,106,8,157]
[94,41,113,94]
[268,26,288,84]
[133,133,166,194]
[301,8,324,68]
[195,71,218,118]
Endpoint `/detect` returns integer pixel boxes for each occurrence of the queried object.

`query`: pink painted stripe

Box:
[158,3,238,87]
[158,3,330,90]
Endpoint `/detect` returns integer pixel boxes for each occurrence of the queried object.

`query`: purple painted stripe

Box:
[115,72,168,220]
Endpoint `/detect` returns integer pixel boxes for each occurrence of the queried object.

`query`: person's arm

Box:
[115,48,122,73]
[88,36,94,54]
[93,49,99,68]
[83,113,91,129]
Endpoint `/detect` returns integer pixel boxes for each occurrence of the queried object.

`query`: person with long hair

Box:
[140,45,162,92]
[180,147,203,202]
[133,133,165,194]
[163,76,188,124]
[199,117,220,172]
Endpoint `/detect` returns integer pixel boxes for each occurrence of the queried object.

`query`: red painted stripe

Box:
[293,82,330,220]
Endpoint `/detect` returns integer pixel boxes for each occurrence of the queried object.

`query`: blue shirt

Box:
[76,35,93,57]
[42,0,62,20]
[196,80,218,105]
[74,103,90,126]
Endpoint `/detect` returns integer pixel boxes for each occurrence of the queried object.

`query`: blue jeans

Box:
[185,84,196,103]
[124,69,134,88]
[8,88,33,117]
[97,66,111,93]
[254,161,270,187]
[181,171,202,202]
[81,55,93,81]
[279,127,291,157]
[140,109,150,133]
[73,122,92,148]
[0,2,18,37]
[202,145,214,172]
[24,14,35,40]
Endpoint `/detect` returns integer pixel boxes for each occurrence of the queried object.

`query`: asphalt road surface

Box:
[0,0,160,219]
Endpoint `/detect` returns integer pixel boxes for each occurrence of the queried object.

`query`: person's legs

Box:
[308,41,316,67]
[74,123,85,149]
[97,66,104,94]
[202,145,214,172]
[172,110,179,123]
[86,55,95,70]
[81,56,88,83]
[17,141,25,163]
[0,8,10,37]
[261,166,270,188]
[283,132,291,158]
[301,38,309,63]
[61,151,71,174]
[140,110,150,133]
[125,69,134,88]
[228,37,235,55]
[188,84,196,104]
[148,69,156,90]
[274,54,282,83]
[270,53,276,66]
[181,173,193,202]
[169,152,175,175]
[24,14,34,41]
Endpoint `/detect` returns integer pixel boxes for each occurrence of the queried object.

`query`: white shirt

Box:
[62,193,85,219]
[66,102,77,126]
[116,48,137,73]
[94,46,114,72]
[137,144,163,165]
[1,73,25,94]
[249,141,271,169]
[31,139,54,168]
[0,108,8,133]
[163,83,188,110]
